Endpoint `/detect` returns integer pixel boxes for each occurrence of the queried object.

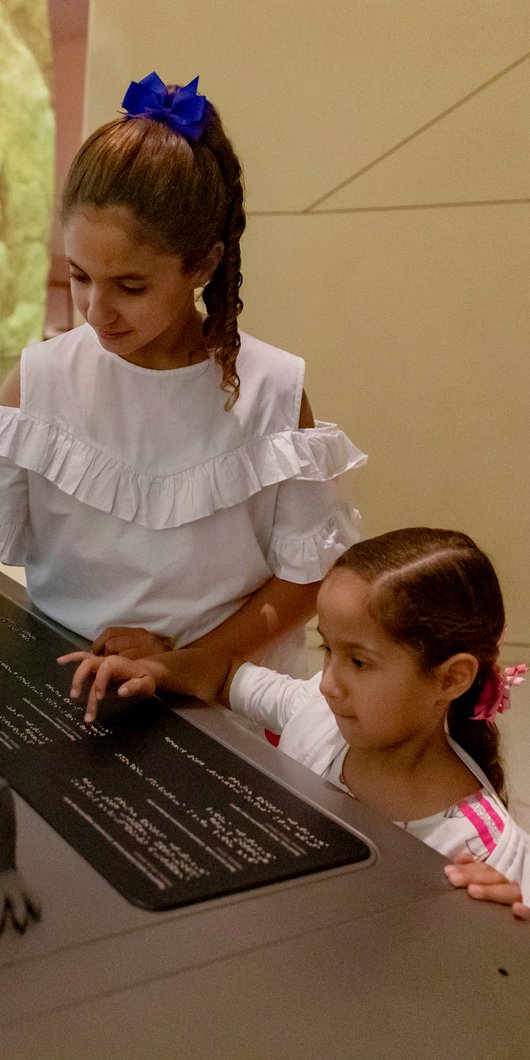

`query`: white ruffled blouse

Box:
[0,324,366,657]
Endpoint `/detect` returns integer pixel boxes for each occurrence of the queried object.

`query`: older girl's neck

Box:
[123,308,207,371]
[169,309,208,367]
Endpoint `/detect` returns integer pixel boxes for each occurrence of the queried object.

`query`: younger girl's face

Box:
[64,206,206,369]
[317,570,443,751]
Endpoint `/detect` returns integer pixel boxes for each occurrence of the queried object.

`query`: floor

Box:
[1,562,529,832]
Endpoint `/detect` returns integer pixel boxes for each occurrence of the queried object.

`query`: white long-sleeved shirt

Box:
[230,662,530,902]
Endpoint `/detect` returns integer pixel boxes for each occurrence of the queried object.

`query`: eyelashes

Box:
[69,275,147,295]
[318,642,364,669]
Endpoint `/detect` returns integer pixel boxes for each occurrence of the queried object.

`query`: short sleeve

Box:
[0,457,29,564]
[267,477,361,582]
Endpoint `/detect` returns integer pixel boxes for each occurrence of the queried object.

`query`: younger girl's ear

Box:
[197,241,225,285]
[437,653,479,701]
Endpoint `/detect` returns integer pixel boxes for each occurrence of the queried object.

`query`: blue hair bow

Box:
[121,71,208,141]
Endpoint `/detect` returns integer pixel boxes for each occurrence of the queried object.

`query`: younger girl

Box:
[0,72,365,689]
[61,527,530,917]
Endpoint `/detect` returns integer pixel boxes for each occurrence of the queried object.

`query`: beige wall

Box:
[84,0,530,646]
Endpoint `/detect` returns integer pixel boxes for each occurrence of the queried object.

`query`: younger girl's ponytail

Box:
[447,680,506,804]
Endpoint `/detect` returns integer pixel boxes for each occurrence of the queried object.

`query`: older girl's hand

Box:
[57,652,159,723]
[444,854,530,920]
[90,626,174,659]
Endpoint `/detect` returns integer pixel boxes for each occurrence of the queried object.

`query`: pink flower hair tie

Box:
[473,663,528,723]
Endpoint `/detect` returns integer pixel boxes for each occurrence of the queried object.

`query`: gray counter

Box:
[0,572,528,1059]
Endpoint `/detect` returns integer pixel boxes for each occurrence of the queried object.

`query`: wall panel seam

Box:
[303,51,530,212]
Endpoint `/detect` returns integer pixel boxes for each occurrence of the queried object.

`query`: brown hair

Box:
[62,96,245,407]
[334,528,507,800]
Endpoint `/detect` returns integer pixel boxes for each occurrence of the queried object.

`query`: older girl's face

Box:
[64,206,206,370]
[317,570,445,751]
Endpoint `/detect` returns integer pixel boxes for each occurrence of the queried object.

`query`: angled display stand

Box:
[0,571,529,1059]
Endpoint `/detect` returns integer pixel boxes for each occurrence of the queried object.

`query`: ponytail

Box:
[447,680,506,804]
[200,113,245,408]
[62,78,246,407]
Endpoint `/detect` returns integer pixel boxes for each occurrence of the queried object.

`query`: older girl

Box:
[0,72,364,689]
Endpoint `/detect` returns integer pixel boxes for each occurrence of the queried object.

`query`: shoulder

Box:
[22,326,98,392]
[24,325,94,364]
[446,735,497,792]
[237,332,313,427]
[238,331,304,382]
[298,390,315,428]
[280,676,345,771]
[6,326,98,417]
[0,361,21,408]
[236,331,305,429]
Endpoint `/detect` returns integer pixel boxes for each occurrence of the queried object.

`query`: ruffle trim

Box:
[268,501,361,582]
[0,410,367,531]
[0,520,28,565]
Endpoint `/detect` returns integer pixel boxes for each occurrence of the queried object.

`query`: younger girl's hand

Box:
[57,652,158,723]
[444,854,530,920]
[91,627,174,659]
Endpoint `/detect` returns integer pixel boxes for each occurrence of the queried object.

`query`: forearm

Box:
[189,576,318,662]
[61,578,320,714]
[147,576,319,702]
